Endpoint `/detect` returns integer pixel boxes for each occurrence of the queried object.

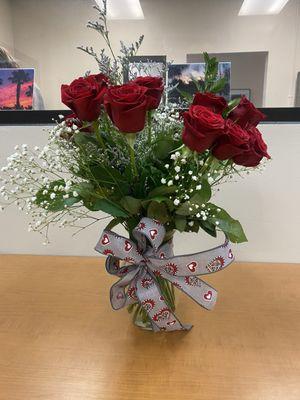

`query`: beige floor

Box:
[0,255,299,400]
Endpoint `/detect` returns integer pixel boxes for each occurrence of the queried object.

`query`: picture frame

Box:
[123,55,167,83]
[167,62,231,106]
[0,68,35,111]
[231,88,251,101]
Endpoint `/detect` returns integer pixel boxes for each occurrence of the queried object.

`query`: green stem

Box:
[147,111,152,145]
[126,134,138,178]
[94,122,105,148]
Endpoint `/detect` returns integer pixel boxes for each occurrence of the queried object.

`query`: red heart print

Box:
[124,240,132,252]
[116,292,124,300]
[149,229,158,240]
[228,249,233,259]
[204,290,213,301]
[187,261,197,272]
[101,234,110,245]
[160,252,165,259]
[167,320,176,326]
[103,249,114,256]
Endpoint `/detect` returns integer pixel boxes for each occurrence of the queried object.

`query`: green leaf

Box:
[152,138,179,160]
[64,197,81,207]
[176,87,194,102]
[147,201,169,224]
[176,180,212,216]
[223,98,241,118]
[207,203,247,243]
[148,185,177,198]
[74,132,98,146]
[175,216,187,232]
[210,77,226,93]
[71,182,94,198]
[84,198,128,217]
[120,196,142,214]
[187,220,200,233]
[90,165,130,195]
[105,217,125,231]
[200,219,217,237]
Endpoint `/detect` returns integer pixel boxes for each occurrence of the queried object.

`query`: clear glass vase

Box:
[126,229,175,331]
[127,277,176,330]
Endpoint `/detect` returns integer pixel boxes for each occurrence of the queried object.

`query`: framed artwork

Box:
[231,88,251,101]
[167,62,231,106]
[0,68,35,110]
[124,55,167,83]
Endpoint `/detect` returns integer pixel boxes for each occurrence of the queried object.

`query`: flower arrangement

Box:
[0,1,270,331]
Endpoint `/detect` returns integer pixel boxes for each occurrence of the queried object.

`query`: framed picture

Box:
[0,68,35,110]
[124,55,167,83]
[167,62,231,106]
[231,88,251,101]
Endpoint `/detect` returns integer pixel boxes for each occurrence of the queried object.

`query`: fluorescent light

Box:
[95,0,144,20]
[239,0,290,15]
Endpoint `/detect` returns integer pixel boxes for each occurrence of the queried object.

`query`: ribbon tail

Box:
[135,272,191,332]
[160,272,218,311]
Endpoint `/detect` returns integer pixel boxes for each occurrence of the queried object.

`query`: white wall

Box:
[0,123,299,263]
[0,0,14,51]
[7,0,300,108]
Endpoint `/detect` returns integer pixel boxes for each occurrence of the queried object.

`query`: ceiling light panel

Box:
[239,0,290,15]
[95,0,144,20]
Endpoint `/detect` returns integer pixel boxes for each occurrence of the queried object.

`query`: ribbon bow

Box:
[95,217,234,332]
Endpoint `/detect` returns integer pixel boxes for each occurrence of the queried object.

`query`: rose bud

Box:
[182,105,225,153]
[104,83,148,133]
[193,92,227,114]
[212,120,250,160]
[228,96,266,128]
[131,76,164,110]
[61,73,109,122]
[233,126,270,167]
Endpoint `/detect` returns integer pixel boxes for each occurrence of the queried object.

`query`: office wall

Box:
[0,0,14,51]
[0,123,299,263]
[7,0,300,108]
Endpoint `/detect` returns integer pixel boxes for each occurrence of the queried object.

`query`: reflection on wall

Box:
[0,0,299,109]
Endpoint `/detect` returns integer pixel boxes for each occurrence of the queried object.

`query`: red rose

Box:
[61,73,109,122]
[228,96,266,128]
[131,76,164,110]
[193,92,227,114]
[104,83,148,133]
[233,126,270,167]
[212,120,250,160]
[182,105,225,153]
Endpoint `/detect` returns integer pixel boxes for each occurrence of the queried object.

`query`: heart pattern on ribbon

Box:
[101,234,110,245]
[187,261,197,272]
[204,290,213,301]
[150,229,158,240]
[124,240,133,252]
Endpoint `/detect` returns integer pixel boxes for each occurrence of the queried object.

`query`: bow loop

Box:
[132,217,166,252]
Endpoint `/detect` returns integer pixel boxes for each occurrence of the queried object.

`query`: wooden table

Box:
[0,255,299,400]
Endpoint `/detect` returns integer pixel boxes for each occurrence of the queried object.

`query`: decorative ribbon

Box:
[95,217,234,332]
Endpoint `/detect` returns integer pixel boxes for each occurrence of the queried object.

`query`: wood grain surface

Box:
[0,255,299,400]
